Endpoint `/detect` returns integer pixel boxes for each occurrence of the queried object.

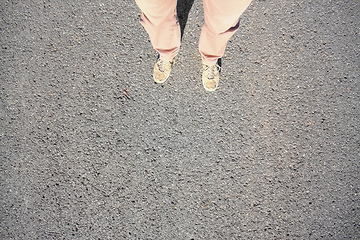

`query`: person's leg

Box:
[199,0,252,91]
[199,0,252,65]
[135,0,181,61]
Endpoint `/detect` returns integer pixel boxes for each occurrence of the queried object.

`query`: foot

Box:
[153,58,174,84]
[202,63,220,92]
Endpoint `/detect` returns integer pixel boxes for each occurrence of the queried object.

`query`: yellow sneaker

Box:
[153,58,174,84]
[202,63,220,92]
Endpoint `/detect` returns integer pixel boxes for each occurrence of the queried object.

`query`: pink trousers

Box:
[135,0,252,65]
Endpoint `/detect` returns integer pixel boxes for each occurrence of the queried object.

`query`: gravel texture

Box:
[1,0,359,239]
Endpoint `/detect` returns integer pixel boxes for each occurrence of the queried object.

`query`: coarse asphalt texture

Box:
[1,0,359,239]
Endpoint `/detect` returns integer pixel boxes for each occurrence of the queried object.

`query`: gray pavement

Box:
[1,0,359,239]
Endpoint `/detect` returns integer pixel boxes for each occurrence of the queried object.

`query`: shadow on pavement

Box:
[176,0,222,68]
[176,0,195,39]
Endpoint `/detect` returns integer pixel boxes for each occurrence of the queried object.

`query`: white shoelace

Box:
[157,59,167,73]
[204,64,220,80]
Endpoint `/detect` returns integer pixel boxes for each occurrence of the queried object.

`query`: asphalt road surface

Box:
[1,0,359,239]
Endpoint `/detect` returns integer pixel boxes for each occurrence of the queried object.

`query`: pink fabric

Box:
[135,0,252,64]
